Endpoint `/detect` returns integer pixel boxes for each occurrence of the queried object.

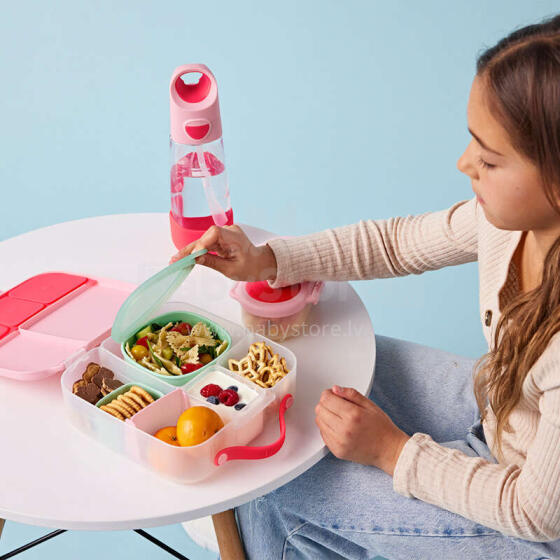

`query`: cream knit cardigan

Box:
[267,197,560,542]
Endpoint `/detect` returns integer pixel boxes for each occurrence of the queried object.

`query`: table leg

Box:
[211,509,246,560]
[0,519,4,540]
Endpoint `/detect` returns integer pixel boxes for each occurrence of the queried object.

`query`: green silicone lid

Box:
[111,249,208,344]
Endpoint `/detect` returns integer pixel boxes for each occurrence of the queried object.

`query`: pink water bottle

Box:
[169,64,234,250]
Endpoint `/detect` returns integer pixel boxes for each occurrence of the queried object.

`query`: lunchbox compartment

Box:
[104,301,248,387]
[181,365,271,423]
[124,388,233,482]
[61,346,173,454]
[125,376,272,483]
[96,382,163,410]
[218,333,297,417]
[121,309,232,387]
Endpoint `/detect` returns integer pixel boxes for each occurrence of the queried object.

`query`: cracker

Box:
[113,396,136,416]
[119,394,142,412]
[105,401,132,419]
[100,405,125,421]
[130,385,154,404]
[124,390,148,409]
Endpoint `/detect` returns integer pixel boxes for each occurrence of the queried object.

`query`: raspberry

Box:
[200,384,222,398]
[218,389,239,406]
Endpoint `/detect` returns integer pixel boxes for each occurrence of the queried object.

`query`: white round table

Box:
[0,215,375,538]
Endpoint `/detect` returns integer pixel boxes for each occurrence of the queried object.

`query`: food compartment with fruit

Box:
[126,367,274,483]
[121,310,231,387]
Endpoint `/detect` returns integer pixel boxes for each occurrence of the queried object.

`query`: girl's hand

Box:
[170,224,278,282]
[315,385,410,476]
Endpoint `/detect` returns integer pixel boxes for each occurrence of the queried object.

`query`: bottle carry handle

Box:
[214,393,294,466]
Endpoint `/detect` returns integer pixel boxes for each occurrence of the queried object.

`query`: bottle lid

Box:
[111,249,208,343]
[170,64,223,146]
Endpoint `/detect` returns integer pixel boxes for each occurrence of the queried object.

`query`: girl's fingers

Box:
[320,389,361,418]
[170,226,223,264]
[332,385,371,408]
[316,416,343,449]
[315,402,342,429]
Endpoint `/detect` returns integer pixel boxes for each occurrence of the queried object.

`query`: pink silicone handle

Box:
[214,394,294,466]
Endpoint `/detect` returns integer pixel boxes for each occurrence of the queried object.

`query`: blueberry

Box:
[207,396,220,405]
[234,403,246,411]
[227,385,238,392]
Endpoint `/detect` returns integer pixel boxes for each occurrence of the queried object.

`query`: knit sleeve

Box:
[393,347,560,541]
[266,197,479,288]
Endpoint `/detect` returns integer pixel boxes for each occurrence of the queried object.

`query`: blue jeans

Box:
[235,335,557,560]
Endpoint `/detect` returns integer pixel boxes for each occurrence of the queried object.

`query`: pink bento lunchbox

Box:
[0,256,297,484]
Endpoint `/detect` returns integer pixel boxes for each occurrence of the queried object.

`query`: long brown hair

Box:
[472,14,560,460]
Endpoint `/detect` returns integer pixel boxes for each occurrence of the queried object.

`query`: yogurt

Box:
[185,369,258,420]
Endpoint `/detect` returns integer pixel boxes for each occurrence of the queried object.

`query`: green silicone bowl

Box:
[121,311,232,387]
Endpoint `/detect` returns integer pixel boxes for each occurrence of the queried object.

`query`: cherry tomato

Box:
[181,362,203,374]
[136,336,149,349]
[172,322,191,335]
[131,344,149,361]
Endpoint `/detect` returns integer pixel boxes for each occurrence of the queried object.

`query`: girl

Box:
[172,14,560,559]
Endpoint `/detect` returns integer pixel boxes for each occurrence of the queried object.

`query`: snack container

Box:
[121,309,232,387]
[230,280,324,341]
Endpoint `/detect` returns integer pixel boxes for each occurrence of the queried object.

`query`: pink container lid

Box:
[230,280,323,319]
[0,296,44,328]
[0,272,134,381]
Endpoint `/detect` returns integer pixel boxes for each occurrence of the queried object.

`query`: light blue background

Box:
[1,1,558,558]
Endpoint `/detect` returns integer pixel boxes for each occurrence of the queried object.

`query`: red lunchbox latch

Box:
[214,394,294,466]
